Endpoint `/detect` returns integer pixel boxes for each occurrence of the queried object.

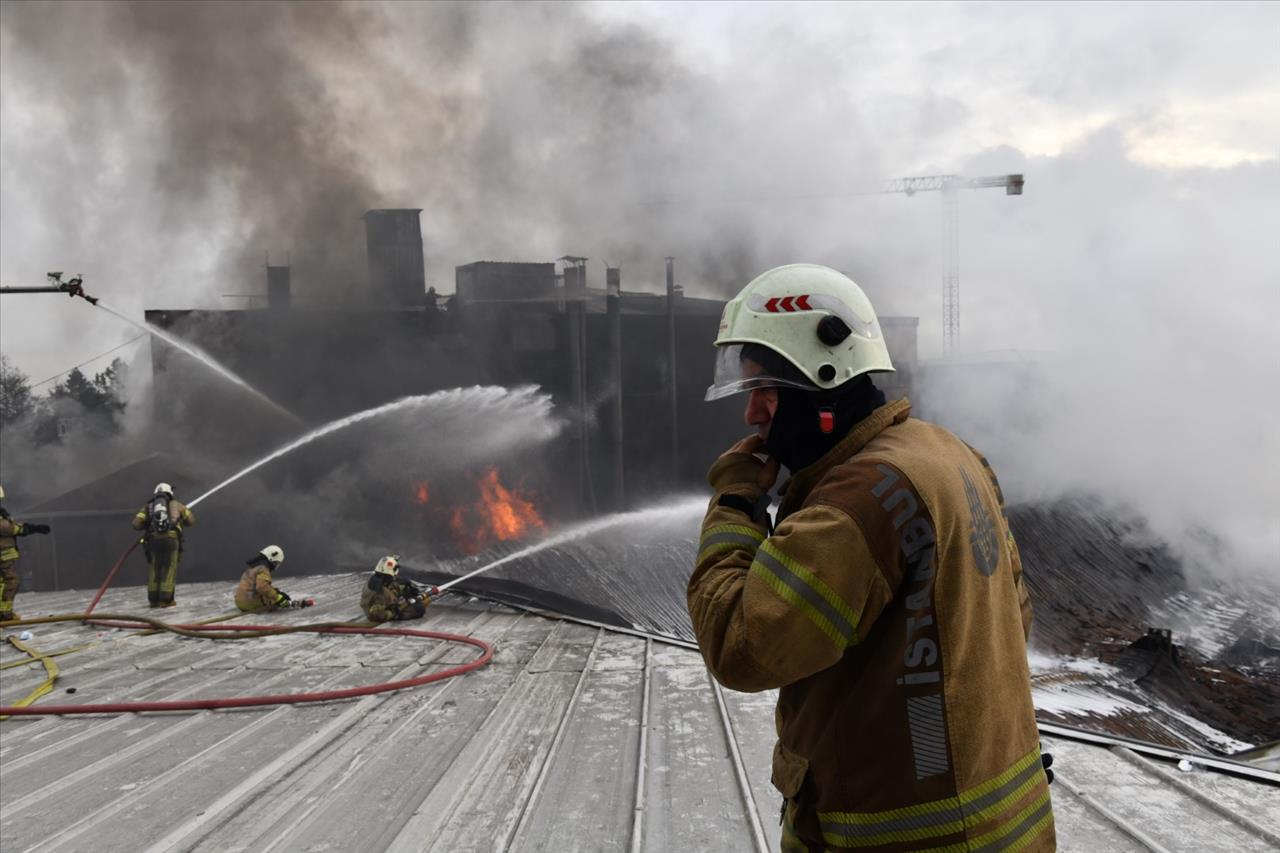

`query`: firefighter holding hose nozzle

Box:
[0,484,52,621]
[360,555,432,623]
[234,545,311,612]
[131,482,195,608]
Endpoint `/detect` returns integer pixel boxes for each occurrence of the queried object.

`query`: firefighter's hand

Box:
[708,434,780,493]
[28,524,51,535]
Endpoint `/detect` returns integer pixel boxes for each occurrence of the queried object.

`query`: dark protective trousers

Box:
[146,538,180,605]
[0,559,18,619]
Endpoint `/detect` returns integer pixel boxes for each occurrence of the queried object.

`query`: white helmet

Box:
[374,554,400,576]
[259,545,285,567]
[154,482,174,497]
[706,264,893,400]
[0,484,5,501]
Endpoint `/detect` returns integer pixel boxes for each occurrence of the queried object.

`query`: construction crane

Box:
[880,174,1023,355]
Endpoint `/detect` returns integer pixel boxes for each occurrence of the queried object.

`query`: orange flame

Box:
[412,481,431,505]
[446,467,546,554]
[476,467,545,541]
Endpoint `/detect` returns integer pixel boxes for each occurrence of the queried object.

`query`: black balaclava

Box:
[766,378,885,472]
[740,343,886,473]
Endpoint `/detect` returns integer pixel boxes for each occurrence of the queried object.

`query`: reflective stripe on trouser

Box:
[0,559,17,617]
[147,539,180,604]
[818,747,1051,850]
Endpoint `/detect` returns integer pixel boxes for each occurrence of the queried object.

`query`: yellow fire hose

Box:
[0,611,251,715]
[0,635,61,719]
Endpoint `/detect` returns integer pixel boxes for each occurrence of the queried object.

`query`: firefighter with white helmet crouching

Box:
[360,555,431,623]
[235,545,310,613]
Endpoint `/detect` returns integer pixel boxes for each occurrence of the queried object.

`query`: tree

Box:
[32,358,128,445]
[0,355,35,426]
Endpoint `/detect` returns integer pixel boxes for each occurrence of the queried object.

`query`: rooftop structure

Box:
[2,578,1276,851]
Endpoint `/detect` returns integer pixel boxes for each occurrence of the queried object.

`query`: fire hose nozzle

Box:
[51,274,98,305]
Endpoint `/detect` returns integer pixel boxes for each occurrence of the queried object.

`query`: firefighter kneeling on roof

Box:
[235,545,309,613]
[689,265,1054,852]
[360,555,430,623]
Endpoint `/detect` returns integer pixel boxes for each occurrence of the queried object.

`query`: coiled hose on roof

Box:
[0,612,491,717]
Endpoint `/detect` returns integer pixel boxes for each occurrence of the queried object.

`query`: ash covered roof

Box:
[2,577,1277,852]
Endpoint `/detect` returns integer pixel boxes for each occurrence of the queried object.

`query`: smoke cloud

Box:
[2,2,1277,582]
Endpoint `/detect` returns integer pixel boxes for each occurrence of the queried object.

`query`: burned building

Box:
[16,210,919,592]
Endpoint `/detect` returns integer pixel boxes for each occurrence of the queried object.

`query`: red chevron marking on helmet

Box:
[779,296,795,311]
[795,294,812,310]
[764,297,781,312]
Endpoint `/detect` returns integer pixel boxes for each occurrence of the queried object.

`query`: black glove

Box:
[27,524,51,535]
[278,590,291,602]
[1041,751,1054,785]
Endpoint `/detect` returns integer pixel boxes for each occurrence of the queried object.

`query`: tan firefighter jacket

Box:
[235,564,286,613]
[689,399,1054,852]
[132,499,196,541]
[360,574,426,623]
[1,514,31,564]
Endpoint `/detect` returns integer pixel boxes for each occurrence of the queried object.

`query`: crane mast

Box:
[881,174,1023,355]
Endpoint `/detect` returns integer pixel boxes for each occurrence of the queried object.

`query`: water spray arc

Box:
[431,497,706,594]
[186,394,433,508]
[92,300,301,425]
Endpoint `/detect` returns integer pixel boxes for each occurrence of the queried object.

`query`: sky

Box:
[1,1,1278,573]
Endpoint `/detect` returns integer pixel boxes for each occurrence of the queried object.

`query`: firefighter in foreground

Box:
[234,545,311,612]
[360,555,430,623]
[0,485,52,621]
[131,482,195,608]
[689,264,1054,852]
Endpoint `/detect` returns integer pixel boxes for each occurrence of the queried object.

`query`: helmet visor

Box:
[704,344,816,401]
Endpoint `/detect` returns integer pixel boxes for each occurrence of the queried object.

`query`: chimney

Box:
[266,264,291,309]
[362,209,426,306]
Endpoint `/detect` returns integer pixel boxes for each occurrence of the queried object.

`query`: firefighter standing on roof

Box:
[132,482,195,608]
[688,265,1054,852]
[360,555,429,623]
[0,485,52,621]
[234,545,308,613]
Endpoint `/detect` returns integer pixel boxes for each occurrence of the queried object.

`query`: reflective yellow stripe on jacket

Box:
[819,747,1050,849]
[751,540,860,649]
[697,523,765,564]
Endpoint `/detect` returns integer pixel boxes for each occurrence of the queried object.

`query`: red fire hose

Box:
[84,539,140,616]
[0,615,491,717]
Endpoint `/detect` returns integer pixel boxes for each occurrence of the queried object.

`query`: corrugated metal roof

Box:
[2,577,1277,852]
